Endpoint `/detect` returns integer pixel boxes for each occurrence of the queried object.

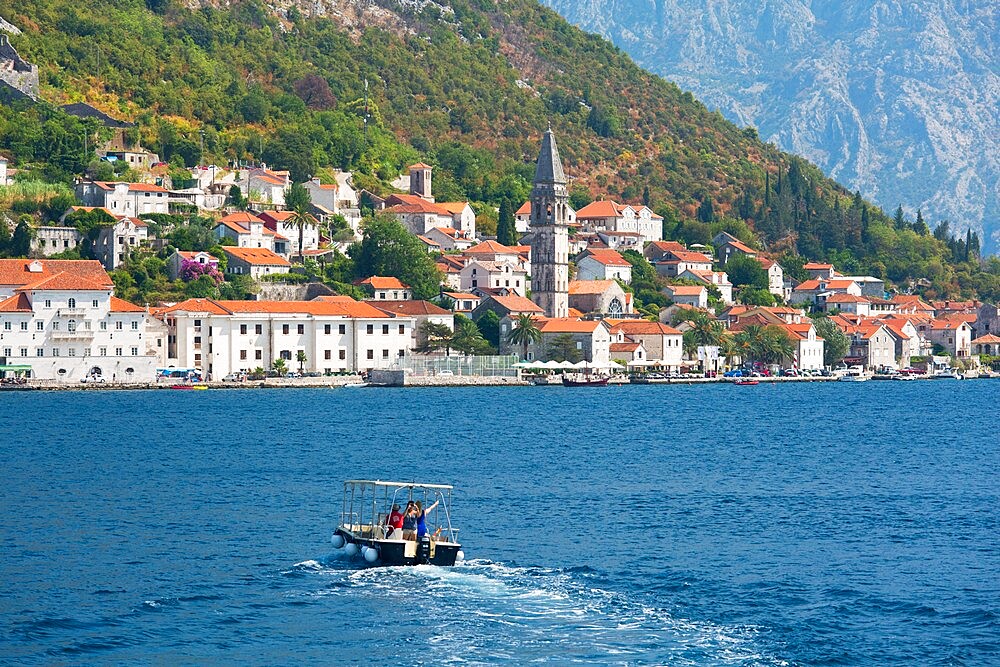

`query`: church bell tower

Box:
[529,128,570,318]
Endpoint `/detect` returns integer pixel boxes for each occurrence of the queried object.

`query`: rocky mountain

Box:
[542,0,999,252]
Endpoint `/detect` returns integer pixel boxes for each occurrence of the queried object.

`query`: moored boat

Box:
[839,372,869,382]
[331,480,463,567]
[733,378,759,385]
[561,373,610,387]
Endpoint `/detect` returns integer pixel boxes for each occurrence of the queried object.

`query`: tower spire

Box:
[533,127,566,186]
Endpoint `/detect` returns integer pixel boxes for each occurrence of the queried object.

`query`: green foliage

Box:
[546,333,583,363]
[452,313,492,355]
[476,309,501,349]
[725,253,768,289]
[739,287,776,306]
[812,315,850,367]
[507,313,542,360]
[350,215,443,300]
[271,357,287,376]
[496,199,517,246]
[0,0,994,299]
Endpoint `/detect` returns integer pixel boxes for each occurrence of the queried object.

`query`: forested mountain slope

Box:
[0,0,997,298]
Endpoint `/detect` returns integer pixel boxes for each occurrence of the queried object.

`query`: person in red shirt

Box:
[385,503,405,539]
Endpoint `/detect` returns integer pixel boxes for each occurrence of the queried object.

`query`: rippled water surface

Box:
[1,383,997,665]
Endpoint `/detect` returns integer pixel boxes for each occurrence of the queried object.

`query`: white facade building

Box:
[75,180,170,216]
[0,259,160,381]
[161,296,415,377]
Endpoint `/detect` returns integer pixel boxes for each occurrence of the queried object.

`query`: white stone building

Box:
[75,180,170,216]
[576,248,632,284]
[0,259,160,381]
[459,259,527,296]
[160,296,415,377]
[574,200,663,244]
[222,246,290,280]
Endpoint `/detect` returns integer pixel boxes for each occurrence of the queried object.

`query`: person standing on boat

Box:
[401,501,418,540]
[414,499,440,540]
[386,504,405,538]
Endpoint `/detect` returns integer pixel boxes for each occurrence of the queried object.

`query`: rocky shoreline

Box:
[5,372,995,391]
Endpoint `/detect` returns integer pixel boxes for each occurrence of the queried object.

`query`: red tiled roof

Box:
[804,262,833,269]
[0,292,32,312]
[167,296,393,318]
[0,259,112,288]
[95,181,168,193]
[221,247,290,266]
[575,200,624,218]
[665,285,706,296]
[971,334,1000,344]
[110,296,145,313]
[356,276,409,290]
[17,271,112,292]
[538,318,604,334]
[488,294,544,313]
[371,300,451,316]
[568,280,615,295]
[722,239,756,254]
[465,240,517,254]
[408,162,433,170]
[795,279,857,291]
[581,248,629,266]
[610,342,641,352]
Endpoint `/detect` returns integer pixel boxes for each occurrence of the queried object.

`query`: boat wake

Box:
[287,557,788,666]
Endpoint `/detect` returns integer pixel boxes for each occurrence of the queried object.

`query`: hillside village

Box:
[2,124,1000,385]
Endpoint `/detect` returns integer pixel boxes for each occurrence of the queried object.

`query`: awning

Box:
[0,365,32,371]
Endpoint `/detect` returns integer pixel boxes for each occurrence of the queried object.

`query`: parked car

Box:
[438,370,454,377]
[222,372,246,382]
[723,369,745,377]
[80,375,107,383]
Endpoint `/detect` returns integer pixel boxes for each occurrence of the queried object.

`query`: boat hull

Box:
[335,528,461,567]
[561,377,609,387]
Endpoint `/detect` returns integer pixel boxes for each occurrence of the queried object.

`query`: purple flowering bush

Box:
[180,258,223,284]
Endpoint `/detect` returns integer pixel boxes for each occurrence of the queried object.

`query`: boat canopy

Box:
[344,480,454,490]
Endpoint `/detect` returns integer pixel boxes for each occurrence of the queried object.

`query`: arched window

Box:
[68,319,77,333]
[68,298,76,308]
[608,298,623,316]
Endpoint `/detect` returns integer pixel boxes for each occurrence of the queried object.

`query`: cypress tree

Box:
[893,205,906,230]
[497,199,517,247]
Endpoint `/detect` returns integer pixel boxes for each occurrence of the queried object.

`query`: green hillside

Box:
[0,0,997,299]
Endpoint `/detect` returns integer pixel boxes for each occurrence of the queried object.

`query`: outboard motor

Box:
[418,536,432,564]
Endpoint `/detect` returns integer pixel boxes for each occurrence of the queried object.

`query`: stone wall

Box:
[0,34,38,101]
[256,282,336,302]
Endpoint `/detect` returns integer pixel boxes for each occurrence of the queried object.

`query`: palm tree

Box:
[718,333,739,370]
[507,314,542,360]
[417,321,454,355]
[289,209,313,262]
[272,358,288,377]
[734,324,765,366]
[759,325,795,365]
[296,350,308,373]
[452,317,490,356]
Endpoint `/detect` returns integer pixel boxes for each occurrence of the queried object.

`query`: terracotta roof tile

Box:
[221,247,290,266]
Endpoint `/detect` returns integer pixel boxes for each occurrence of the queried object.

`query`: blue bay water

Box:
[0,382,997,665]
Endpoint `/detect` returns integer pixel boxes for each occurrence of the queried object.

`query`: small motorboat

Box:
[561,373,610,387]
[839,372,869,382]
[342,381,369,388]
[171,384,208,390]
[733,378,759,385]
[331,480,463,567]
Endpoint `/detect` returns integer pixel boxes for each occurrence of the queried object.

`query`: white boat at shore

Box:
[839,372,870,382]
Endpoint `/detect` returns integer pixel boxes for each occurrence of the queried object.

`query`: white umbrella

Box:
[574,360,592,369]
[557,360,576,369]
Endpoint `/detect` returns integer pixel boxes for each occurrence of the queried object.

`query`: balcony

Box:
[56,308,88,316]
[50,330,95,340]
